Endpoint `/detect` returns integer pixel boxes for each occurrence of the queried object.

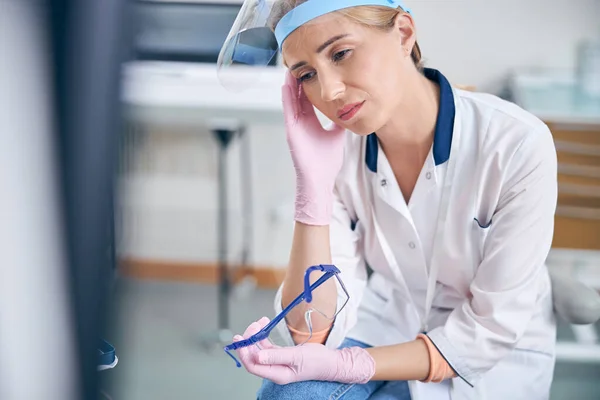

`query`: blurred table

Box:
[511,70,600,126]
[121,61,287,127]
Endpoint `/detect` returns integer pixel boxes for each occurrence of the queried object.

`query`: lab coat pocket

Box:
[472,217,491,263]
[473,217,492,229]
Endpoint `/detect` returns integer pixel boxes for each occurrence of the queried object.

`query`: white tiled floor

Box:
[101,277,600,400]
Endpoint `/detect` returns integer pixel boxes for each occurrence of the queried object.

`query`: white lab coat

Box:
[273,69,557,399]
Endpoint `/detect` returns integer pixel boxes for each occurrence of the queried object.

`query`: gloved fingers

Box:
[296,84,311,112]
[282,71,300,119]
[282,82,299,125]
[237,317,276,351]
[232,333,258,366]
[284,70,318,123]
[232,320,264,365]
[235,327,264,366]
[242,319,263,338]
[297,84,321,122]
[297,86,346,138]
[256,340,276,350]
[284,67,298,89]
[235,334,293,385]
[236,339,257,368]
[256,316,270,329]
[241,316,271,337]
[244,362,296,385]
[253,316,276,349]
[256,347,298,366]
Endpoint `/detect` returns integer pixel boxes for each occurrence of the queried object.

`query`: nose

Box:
[319,70,345,102]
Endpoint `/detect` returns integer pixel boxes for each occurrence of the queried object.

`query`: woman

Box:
[229,1,558,399]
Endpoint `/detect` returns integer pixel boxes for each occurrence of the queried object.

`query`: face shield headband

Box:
[274,0,412,49]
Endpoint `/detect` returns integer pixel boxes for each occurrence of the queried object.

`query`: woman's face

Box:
[282,12,414,135]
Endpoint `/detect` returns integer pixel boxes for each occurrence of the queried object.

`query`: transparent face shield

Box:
[224,264,350,367]
[216,0,284,92]
[217,0,411,91]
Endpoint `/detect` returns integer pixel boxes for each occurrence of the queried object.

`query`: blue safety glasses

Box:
[224,264,349,367]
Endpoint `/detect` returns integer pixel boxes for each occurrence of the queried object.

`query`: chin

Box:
[342,115,386,136]
[345,125,373,136]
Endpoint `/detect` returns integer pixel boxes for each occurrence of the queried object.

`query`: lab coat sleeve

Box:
[426,126,558,386]
[271,186,369,349]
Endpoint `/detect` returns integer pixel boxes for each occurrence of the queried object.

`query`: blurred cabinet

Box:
[511,71,600,250]
[551,122,600,250]
[132,1,241,63]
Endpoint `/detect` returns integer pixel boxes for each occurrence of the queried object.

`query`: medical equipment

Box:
[223,264,350,367]
[216,0,411,90]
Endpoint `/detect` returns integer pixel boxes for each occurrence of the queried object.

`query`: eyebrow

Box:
[289,34,350,71]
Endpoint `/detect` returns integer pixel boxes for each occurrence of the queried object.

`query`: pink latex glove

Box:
[233,317,375,385]
[282,71,346,226]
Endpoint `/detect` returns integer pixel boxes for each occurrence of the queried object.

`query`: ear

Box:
[393,11,417,57]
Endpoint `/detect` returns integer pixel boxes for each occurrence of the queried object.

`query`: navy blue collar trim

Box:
[366,68,455,173]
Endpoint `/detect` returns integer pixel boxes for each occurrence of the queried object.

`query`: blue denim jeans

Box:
[256,338,412,400]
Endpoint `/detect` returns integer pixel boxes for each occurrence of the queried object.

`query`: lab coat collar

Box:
[365,68,455,172]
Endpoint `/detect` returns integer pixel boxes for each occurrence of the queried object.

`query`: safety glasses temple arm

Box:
[304,264,341,302]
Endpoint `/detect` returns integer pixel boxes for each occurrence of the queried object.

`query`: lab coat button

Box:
[381,179,387,187]
[409,242,416,249]
[426,172,432,180]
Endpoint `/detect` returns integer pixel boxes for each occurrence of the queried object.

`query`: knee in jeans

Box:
[257,379,350,400]
[258,380,305,400]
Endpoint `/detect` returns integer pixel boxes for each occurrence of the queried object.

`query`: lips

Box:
[337,101,365,121]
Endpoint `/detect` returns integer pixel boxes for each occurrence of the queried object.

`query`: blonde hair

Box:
[268,1,423,70]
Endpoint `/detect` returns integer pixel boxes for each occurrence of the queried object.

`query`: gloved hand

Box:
[282,71,346,226]
[234,317,375,385]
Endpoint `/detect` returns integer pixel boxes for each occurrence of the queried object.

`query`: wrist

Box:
[294,189,334,226]
[331,347,375,384]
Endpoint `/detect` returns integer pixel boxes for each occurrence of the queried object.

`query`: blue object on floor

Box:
[98,339,118,371]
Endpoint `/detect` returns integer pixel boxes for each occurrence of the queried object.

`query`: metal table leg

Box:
[200,124,245,349]
[233,126,256,299]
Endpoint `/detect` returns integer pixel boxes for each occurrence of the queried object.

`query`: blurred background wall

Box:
[411,0,600,92]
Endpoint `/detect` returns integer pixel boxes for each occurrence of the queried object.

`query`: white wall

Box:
[406,0,599,91]
[119,0,599,268]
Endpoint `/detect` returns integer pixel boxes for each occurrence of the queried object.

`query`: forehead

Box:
[281,12,368,58]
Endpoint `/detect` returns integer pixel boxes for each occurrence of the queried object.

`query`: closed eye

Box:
[299,71,316,82]
[332,49,351,63]
[299,50,352,82]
